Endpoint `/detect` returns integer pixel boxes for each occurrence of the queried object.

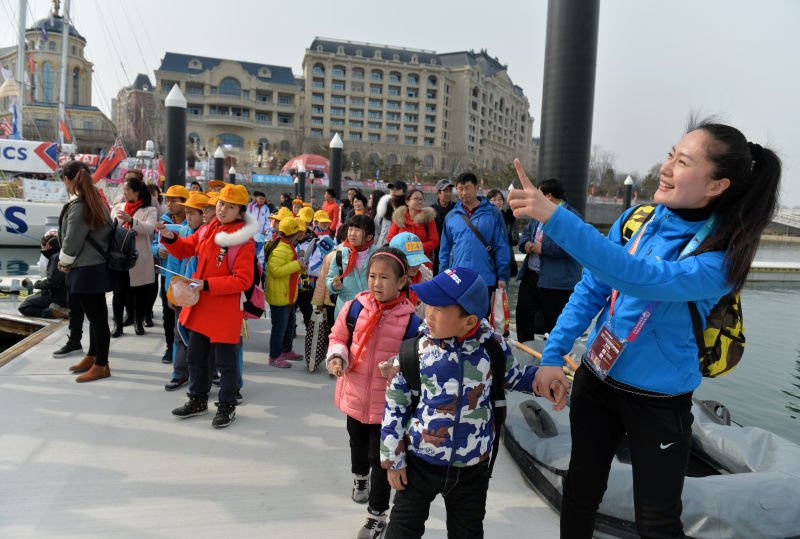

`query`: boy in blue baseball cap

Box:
[380,267,568,538]
[389,232,432,315]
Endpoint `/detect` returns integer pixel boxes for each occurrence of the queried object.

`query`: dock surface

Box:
[0,304,560,538]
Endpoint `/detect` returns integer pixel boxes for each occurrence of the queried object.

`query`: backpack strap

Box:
[687,301,708,362]
[336,249,344,273]
[620,204,656,245]
[345,299,364,349]
[483,335,507,477]
[398,335,423,412]
[404,313,423,340]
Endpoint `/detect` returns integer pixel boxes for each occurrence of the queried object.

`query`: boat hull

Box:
[0,201,63,246]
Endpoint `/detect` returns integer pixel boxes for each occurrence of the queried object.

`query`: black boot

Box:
[144,311,154,327]
[122,315,134,327]
[134,318,145,335]
[111,321,123,338]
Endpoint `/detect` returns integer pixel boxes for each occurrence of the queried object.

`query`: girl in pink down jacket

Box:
[326,247,420,537]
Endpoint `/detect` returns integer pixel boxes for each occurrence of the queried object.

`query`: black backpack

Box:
[398,334,507,476]
[88,220,138,272]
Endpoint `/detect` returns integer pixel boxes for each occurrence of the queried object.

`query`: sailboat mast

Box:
[15,0,26,139]
[58,0,72,146]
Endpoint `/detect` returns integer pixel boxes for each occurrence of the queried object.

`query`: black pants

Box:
[160,275,174,351]
[515,269,540,342]
[71,293,110,366]
[385,455,490,539]
[346,416,390,513]
[187,331,238,405]
[18,291,55,317]
[112,273,156,323]
[68,293,84,344]
[538,287,573,335]
[562,366,693,539]
[296,288,313,329]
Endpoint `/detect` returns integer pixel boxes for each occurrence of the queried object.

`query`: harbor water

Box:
[2,242,799,445]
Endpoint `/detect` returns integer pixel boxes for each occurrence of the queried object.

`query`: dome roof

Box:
[27,16,85,41]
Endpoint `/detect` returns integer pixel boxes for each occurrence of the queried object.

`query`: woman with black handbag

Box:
[58,160,114,383]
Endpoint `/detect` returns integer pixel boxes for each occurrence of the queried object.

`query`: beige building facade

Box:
[153,53,303,167]
[0,11,114,152]
[302,38,536,178]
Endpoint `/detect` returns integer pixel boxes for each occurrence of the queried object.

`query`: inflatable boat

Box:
[503,390,800,538]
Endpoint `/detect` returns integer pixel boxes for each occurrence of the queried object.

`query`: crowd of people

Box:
[40,118,779,539]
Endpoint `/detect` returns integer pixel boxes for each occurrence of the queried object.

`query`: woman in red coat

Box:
[157,184,257,429]
[385,189,439,265]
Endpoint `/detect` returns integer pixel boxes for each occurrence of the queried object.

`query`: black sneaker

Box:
[235,391,243,405]
[171,395,208,418]
[165,378,188,392]
[212,402,236,429]
[161,348,173,364]
[53,341,83,358]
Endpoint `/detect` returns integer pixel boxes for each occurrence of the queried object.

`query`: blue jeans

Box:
[269,303,296,359]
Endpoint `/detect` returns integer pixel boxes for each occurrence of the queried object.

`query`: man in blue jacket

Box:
[515,178,583,342]
[438,172,510,316]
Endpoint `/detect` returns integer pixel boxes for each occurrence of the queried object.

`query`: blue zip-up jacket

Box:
[177,222,202,278]
[326,244,379,319]
[540,205,732,395]
[438,197,511,285]
[151,212,187,288]
[516,201,583,289]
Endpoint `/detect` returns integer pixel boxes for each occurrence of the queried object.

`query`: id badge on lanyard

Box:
[587,220,656,380]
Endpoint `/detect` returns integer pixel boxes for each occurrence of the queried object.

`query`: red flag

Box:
[59,120,71,142]
[157,158,165,182]
[93,138,127,182]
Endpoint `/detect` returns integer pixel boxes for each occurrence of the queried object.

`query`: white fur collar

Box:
[215,212,258,247]
[375,193,392,221]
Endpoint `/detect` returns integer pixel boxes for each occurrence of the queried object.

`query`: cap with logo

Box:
[410,267,488,318]
[435,178,454,192]
[389,232,430,267]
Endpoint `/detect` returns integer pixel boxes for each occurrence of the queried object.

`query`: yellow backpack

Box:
[620,205,745,377]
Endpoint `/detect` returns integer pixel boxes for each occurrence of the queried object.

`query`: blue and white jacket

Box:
[438,198,511,285]
[381,320,537,470]
[151,212,187,288]
[540,205,732,395]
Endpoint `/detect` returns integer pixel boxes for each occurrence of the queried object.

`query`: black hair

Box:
[368,246,409,279]
[455,172,478,186]
[405,188,424,202]
[253,190,265,197]
[190,180,203,191]
[486,189,504,202]
[368,189,385,218]
[455,304,472,318]
[347,214,376,238]
[688,118,781,292]
[336,223,349,243]
[325,188,337,198]
[125,175,152,207]
[538,178,566,200]
[353,192,368,206]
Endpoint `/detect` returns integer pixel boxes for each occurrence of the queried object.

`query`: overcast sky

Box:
[5,0,799,205]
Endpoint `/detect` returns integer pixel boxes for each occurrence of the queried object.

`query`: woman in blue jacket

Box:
[508,120,781,538]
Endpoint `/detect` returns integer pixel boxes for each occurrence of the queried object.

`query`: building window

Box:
[405,125,417,133]
[331,107,345,117]
[332,66,346,78]
[368,133,381,142]
[331,119,345,127]
[388,86,401,96]
[331,96,345,104]
[219,77,241,96]
[349,132,363,141]
[42,62,54,102]
[369,85,382,95]
[387,134,399,143]
[351,83,364,93]
[368,99,382,109]
[407,89,418,99]
[350,97,364,106]
[311,105,324,114]
[312,93,324,104]
[188,105,202,116]
[350,120,363,128]
[371,70,383,82]
[218,133,244,147]
[311,129,323,137]
[408,74,419,86]
[426,90,437,99]
[256,112,271,123]
[352,68,364,80]
[368,111,382,120]
[387,101,401,110]
[386,124,400,131]
[389,72,401,83]
[405,103,418,111]
[425,104,436,113]
[313,79,325,89]
[312,63,325,77]
[311,117,323,125]
[242,90,249,99]
[187,85,203,95]
[368,122,382,130]
[405,136,417,145]
[278,113,293,125]
[48,41,56,51]
[258,67,271,78]
[71,45,76,55]
[405,114,418,123]
[427,75,437,87]
[332,82,345,91]
[278,93,293,105]
[256,92,271,103]
[349,109,364,118]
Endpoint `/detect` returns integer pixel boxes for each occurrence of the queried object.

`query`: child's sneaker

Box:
[269,356,292,368]
[352,473,369,504]
[357,508,387,538]
[172,395,208,418]
[281,351,302,361]
[211,402,236,428]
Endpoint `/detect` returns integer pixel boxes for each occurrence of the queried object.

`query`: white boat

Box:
[0,198,62,246]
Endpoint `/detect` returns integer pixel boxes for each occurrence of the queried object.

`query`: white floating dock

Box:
[0,303,560,538]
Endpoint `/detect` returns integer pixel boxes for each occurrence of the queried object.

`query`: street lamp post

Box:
[297,162,306,200]
[622,175,634,211]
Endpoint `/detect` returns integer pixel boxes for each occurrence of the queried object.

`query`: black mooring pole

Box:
[164,84,186,188]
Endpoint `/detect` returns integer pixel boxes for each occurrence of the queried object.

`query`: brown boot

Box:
[76,364,110,383]
[69,355,95,373]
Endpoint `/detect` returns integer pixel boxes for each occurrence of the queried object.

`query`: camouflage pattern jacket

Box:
[380,320,537,470]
